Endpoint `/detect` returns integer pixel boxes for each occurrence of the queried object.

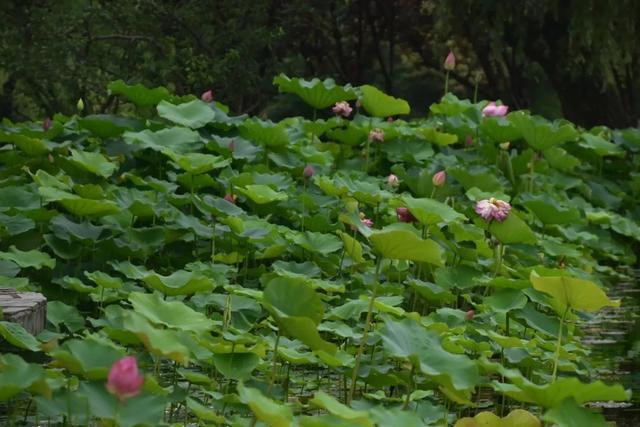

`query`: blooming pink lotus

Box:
[396,207,417,223]
[444,51,456,71]
[332,101,353,118]
[482,102,509,117]
[106,356,144,401]
[201,90,213,103]
[303,164,315,178]
[368,128,384,143]
[361,217,374,228]
[432,170,446,187]
[475,198,512,222]
[387,174,399,186]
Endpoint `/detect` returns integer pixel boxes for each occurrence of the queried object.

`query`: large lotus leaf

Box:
[0,354,49,400]
[47,301,85,333]
[479,117,522,143]
[493,376,630,408]
[49,337,125,380]
[79,381,167,427]
[326,124,368,146]
[50,215,104,241]
[240,119,289,147]
[380,317,480,391]
[521,195,581,225]
[310,391,373,427]
[544,146,580,171]
[293,231,343,255]
[123,127,202,154]
[0,321,40,351]
[337,230,365,263]
[237,184,288,204]
[123,311,191,364]
[434,265,483,290]
[543,397,607,427]
[186,398,226,423]
[430,93,475,116]
[263,277,336,354]
[0,213,35,235]
[401,195,466,225]
[579,133,624,157]
[129,291,215,334]
[369,228,444,265]
[162,150,230,174]
[419,127,458,146]
[449,167,504,192]
[0,246,55,269]
[0,132,50,155]
[489,212,536,244]
[454,409,540,427]
[107,79,175,107]
[529,272,619,313]
[238,382,293,427]
[360,85,410,117]
[69,149,118,178]
[142,270,215,295]
[85,271,123,289]
[273,74,357,109]
[157,99,215,128]
[78,114,139,138]
[509,112,578,150]
[0,186,41,210]
[485,289,528,313]
[59,198,120,217]
[212,352,261,380]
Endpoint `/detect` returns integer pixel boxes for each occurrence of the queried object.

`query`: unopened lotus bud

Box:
[303,164,315,178]
[432,170,446,187]
[76,98,84,112]
[387,174,399,186]
[368,128,384,143]
[444,51,456,71]
[465,135,473,147]
[499,142,510,150]
[42,117,52,131]
[201,90,213,103]
[464,309,475,321]
[224,194,236,204]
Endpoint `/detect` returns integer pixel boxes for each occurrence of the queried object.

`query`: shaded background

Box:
[1,0,639,127]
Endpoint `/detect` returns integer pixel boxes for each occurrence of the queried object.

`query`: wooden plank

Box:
[0,288,47,335]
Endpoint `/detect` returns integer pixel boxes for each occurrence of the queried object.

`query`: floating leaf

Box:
[360,85,410,117]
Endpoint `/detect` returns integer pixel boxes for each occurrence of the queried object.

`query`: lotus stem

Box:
[552,306,570,381]
[267,331,281,396]
[348,257,383,404]
[444,71,450,95]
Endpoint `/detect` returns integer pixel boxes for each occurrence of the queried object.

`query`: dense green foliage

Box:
[2,1,639,126]
[0,75,638,425]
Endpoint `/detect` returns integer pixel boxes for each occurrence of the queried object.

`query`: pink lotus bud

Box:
[465,135,473,147]
[387,174,399,186]
[396,207,417,223]
[43,117,52,131]
[303,164,315,178]
[387,117,394,123]
[331,101,353,118]
[464,309,475,321]
[482,102,509,117]
[106,356,144,401]
[444,51,456,71]
[224,194,237,204]
[432,170,446,187]
[228,140,235,152]
[368,128,384,143]
[201,90,213,103]
[48,154,54,163]
[475,198,511,222]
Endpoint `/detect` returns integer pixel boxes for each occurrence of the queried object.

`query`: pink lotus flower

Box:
[396,207,417,223]
[482,102,509,117]
[332,101,353,118]
[444,51,456,71]
[432,170,446,187]
[475,198,512,222]
[387,174,399,186]
[303,164,315,178]
[224,194,237,204]
[228,140,236,152]
[42,117,52,131]
[106,356,144,401]
[201,90,213,103]
[362,218,374,228]
[464,309,475,321]
[368,128,384,143]
[387,117,394,123]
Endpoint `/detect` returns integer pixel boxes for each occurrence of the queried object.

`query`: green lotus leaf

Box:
[0,354,49,400]
[123,311,191,364]
[0,132,50,156]
[380,317,480,391]
[49,336,125,379]
[157,99,215,128]
[401,195,466,225]
[293,231,343,255]
[162,149,230,174]
[454,409,540,427]
[273,74,357,109]
[69,149,117,178]
[489,212,536,245]
[360,85,410,117]
[419,127,458,146]
[47,301,85,333]
[237,184,288,204]
[310,391,373,427]
[78,114,140,138]
[430,93,475,116]
[543,397,607,427]
[479,117,522,143]
[0,246,55,270]
[337,230,365,263]
[212,352,261,381]
[579,133,624,157]
[123,127,202,153]
[521,195,581,225]
[142,269,215,295]
[129,291,215,334]
[187,397,226,423]
[240,118,290,147]
[238,381,293,427]
[485,288,528,313]
[529,272,620,313]
[0,321,40,351]
[59,198,120,217]
[107,79,175,107]
[369,228,444,265]
[509,112,578,150]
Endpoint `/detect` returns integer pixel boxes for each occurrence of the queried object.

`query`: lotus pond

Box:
[0,75,639,426]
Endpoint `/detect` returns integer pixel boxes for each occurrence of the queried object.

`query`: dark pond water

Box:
[581,269,640,425]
